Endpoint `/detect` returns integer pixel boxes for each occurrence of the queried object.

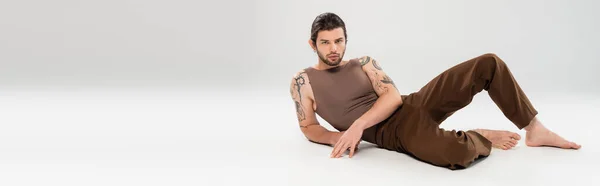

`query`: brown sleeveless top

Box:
[304,58,380,144]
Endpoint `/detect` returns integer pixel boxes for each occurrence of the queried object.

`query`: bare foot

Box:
[473,129,521,150]
[525,118,581,149]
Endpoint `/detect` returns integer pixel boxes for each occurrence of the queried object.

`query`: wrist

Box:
[352,119,369,130]
[329,132,342,145]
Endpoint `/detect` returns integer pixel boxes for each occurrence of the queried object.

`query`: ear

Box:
[308,39,316,52]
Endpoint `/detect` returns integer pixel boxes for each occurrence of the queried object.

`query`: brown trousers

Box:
[374,53,538,170]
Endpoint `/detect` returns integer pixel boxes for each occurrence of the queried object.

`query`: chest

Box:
[312,67,374,105]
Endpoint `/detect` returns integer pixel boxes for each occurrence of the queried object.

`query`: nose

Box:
[330,44,338,53]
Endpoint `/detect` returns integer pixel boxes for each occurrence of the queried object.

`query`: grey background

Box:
[1,0,598,94]
[0,1,598,185]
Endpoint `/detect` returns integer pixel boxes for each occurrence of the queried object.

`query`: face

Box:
[310,27,346,66]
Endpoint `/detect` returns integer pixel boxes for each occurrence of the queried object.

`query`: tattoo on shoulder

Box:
[359,56,371,66]
[369,68,398,94]
[291,71,308,122]
[369,69,386,93]
[293,72,307,101]
[372,59,383,70]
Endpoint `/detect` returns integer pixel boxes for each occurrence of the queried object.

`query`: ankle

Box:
[472,129,488,137]
[524,117,540,132]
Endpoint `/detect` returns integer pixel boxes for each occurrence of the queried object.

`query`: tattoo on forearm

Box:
[359,56,371,66]
[295,101,306,122]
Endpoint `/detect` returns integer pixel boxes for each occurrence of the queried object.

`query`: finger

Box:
[349,141,359,158]
[331,140,343,157]
[331,145,339,158]
[332,141,345,158]
[336,142,349,158]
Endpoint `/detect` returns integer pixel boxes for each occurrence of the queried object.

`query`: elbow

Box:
[384,92,403,106]
[300,127,318,141]
[394,98,403,108]
[397,94,403,105]
[300,128,312,139]
[392,90,403,105]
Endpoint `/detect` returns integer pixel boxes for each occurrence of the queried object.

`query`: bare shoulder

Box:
[356,55,400,96]
[289,69,318,125]
[357,55,381,68]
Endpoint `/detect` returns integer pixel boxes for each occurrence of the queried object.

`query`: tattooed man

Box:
[289,12,580,170]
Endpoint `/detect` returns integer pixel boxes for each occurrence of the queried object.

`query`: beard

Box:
[317,50,345,66]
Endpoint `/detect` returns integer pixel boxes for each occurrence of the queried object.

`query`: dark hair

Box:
[310,12,347,45]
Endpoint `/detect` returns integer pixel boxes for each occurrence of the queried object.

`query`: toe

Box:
[508,139,518,146]
[510,133,521,140]
[507,142,515,148]
[570,142,581,149]
[560,141,574,149]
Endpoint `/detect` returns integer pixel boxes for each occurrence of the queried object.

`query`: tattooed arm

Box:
[290,70,342,146]
[351,56,403,130]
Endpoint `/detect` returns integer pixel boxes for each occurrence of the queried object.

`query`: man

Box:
[289,12,581,170]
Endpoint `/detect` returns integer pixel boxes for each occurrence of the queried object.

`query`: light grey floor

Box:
[0,89,598,186]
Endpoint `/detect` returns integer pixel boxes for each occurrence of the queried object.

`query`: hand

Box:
[330,126,363,158]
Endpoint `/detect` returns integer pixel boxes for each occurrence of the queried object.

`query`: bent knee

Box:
[480,52,498,58]
[445,143,477,162]
[441,138,481,168]
[475,53,508,73]
[480,53,506,65]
